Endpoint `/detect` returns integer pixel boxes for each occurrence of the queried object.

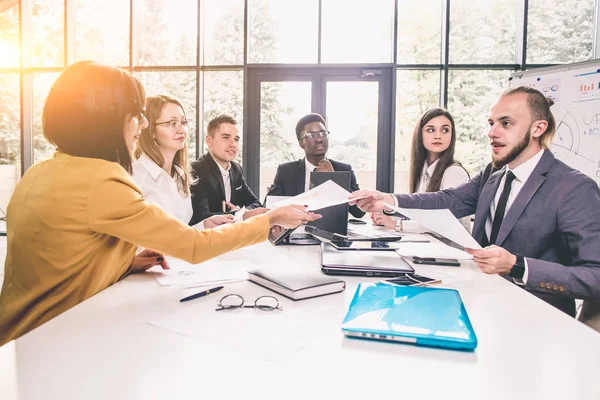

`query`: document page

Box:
[384,203,481,250]
[394,242,473,259]
[273,180,368,211]
[148,258,255,287]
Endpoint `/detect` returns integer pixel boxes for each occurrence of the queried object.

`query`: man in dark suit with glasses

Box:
[267,113,365,219]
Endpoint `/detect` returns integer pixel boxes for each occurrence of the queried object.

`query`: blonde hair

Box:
[134,95,190,196]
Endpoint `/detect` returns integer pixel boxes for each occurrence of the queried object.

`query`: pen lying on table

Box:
[180,286,224,303]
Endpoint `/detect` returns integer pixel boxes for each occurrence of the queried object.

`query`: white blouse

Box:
[132,153,204,229]
[417,159,470,193]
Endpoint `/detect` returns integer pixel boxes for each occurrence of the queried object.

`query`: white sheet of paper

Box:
[147,284,337,363]
[148,258,256,287]
[384,203,482,250]
[273,180,368,211]
[394,242,473,259]
[265,195,291,209]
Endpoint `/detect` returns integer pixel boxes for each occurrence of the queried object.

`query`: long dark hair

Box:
[43,61,146,174]
[409,107,462,193]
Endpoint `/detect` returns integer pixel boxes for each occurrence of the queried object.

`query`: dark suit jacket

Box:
[189,153,261,225]
[266,158,366,219]
[394,150,600,317]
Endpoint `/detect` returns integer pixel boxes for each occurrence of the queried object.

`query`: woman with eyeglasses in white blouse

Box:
[133,95,232,229]
[372,107,471,232]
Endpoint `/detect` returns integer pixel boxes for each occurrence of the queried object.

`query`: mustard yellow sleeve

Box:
[87,163,269,264]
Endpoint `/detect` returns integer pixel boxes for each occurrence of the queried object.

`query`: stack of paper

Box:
[148,258,257,288]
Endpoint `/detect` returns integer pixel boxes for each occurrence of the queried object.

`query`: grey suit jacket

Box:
[394,150,600,317]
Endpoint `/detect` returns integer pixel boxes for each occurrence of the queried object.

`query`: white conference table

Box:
[1,232,600,400]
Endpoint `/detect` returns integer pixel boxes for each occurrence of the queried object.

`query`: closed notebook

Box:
[341,282,477,351]
[247,267,345,300]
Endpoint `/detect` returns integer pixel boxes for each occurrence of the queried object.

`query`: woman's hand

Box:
[204,214,234,229]
[266,204,321,229]
[130,249,169,273]
[371,211,396,230]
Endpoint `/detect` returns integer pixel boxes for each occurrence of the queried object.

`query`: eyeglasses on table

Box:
[215,294,282,311]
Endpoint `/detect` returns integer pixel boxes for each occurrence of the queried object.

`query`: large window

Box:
[248,0,318,64]
[1,0,598,204]
[448,70,509,174]
[394,70,440,192]
[32,73,60,163]
[321,0,395,63]
[0,73,20,209]
[31,0,64,67]
[202,0,244,65]
[0,3,20,208]
[397,0,442,64]
[75,0,129,65]
[202,70,244,161]
[136,0,197,66]
[527,0,595,64]
[449,0,517,64]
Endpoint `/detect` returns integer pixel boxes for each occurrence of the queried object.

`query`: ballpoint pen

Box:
[180,286,224,303]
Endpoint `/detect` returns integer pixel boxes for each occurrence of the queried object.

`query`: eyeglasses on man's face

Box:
[299,130,330,141]
[154,119,192,131]
[215,294,282,311]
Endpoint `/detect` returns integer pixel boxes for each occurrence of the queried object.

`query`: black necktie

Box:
[489,170,516,245]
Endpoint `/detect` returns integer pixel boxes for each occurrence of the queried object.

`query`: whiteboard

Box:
[509,60,600,186]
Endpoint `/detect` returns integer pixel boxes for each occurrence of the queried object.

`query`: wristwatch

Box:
[394,218,403,232]
[509,254,526,279]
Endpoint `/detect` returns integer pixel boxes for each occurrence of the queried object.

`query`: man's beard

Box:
[492,127,531,169]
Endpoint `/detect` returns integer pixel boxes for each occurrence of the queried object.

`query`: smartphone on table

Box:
[411,257,460,267]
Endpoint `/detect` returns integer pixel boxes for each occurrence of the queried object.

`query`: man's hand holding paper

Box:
[349,188,481,251]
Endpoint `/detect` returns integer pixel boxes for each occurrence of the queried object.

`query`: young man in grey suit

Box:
[267,113,366,219]
[351,86,600,324]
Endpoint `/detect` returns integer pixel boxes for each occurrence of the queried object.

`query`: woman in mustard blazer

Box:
[0,61,319,345]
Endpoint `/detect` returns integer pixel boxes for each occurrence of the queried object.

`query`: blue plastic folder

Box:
[341,283,478,351]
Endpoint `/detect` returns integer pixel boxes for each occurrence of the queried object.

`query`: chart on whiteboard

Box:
[510,63,600,186]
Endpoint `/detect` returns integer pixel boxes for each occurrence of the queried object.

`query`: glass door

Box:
[244,66,393,200]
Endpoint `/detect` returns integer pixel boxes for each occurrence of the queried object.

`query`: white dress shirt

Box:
[216,162,232,202]
[485,149,544,284]
[214,159,246,221]
[132,153,205,229]
[304,158,320,192]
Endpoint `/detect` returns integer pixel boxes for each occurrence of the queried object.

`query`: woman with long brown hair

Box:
[372,107,470,232]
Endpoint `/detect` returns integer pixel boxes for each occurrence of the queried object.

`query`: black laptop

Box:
[320,242,414,277]
[268,225,320,246]
[306,171,353,233]
[306,171,403,242]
